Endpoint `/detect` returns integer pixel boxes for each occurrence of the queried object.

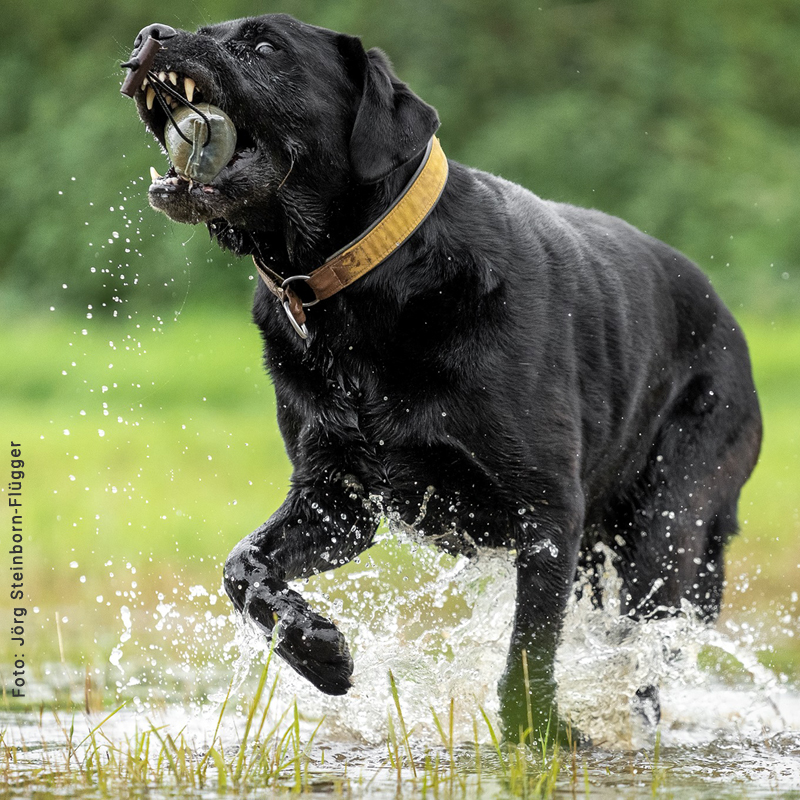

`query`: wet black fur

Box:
[127,14,762,738]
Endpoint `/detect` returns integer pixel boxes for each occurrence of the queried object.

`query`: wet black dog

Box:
[124,14,761,740]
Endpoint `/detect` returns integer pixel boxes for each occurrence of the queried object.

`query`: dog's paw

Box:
[223,544,353,694]
[239,583,353,695]
[274,609,354,696]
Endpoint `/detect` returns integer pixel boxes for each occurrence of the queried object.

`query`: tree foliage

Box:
[1,0,798,313]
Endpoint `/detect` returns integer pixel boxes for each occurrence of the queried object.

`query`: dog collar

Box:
[253,136,449,339]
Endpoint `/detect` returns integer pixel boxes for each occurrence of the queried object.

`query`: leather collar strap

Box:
[253,136,449,339]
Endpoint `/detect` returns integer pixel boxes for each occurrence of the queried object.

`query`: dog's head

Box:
[125,14,439,252]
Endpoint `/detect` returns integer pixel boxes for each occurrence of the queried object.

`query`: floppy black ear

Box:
[338,36,440,184]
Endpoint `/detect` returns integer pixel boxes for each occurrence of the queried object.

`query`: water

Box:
[4,534,800,798]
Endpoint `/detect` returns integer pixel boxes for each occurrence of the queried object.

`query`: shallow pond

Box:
[4,540,800,798]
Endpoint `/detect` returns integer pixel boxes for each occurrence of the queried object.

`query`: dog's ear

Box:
[338,36,439,184]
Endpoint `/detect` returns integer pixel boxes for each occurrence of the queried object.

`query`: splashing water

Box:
[108,605,132,671]
[554,549,799,750]
[198,530,800,760]
[6,526,800,796]
[264,531,517,745]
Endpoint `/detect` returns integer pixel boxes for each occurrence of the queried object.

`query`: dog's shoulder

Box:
[443,162,660,276]
[447,163,635,250]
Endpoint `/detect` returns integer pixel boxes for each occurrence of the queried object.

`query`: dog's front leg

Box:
[499,506,583,745]
[223,481,378,695]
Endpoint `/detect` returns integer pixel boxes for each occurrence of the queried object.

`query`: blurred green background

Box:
[1,0,798,701]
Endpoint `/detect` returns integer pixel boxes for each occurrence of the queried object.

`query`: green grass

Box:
[1,304,798,673]
[1,662,333,797]
[0,656,592,800]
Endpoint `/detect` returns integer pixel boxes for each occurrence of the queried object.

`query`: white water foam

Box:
[224,532,516,745]
[215,535,799,756]
[88,522,800,767]
[553,546,799,750]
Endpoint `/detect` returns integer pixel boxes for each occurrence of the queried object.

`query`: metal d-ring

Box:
[278,275,311,340]
[282,299,309,339]
[280,275,320,308]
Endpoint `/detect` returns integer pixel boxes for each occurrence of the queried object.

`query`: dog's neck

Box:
[250,138,448,338]
[350,147,431,239]
[209,146,434,278]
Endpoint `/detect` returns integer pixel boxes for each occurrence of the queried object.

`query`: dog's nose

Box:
[133,23,177,52]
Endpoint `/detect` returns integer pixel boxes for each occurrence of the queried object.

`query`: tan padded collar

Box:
[253,136,448,339]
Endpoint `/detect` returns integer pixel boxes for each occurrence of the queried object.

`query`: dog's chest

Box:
[282,345,453,472]
[313,354,438,452]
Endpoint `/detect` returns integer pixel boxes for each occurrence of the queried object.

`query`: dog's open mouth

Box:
[137,69,256,194]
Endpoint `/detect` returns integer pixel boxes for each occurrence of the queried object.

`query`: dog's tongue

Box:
[165,103,237,184]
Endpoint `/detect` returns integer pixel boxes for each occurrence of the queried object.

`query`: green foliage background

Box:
[1,0,799,313]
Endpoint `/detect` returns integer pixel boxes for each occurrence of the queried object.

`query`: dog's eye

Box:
[255,41,277,55]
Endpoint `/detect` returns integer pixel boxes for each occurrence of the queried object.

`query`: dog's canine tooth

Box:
[169,71,178,86]
[146,87,156,110]
[142,77,149,87]
[158,71,167,82]
[184,76,196,103]
[149,166,161,182]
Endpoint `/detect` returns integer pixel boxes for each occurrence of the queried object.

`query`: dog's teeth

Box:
[146,87,156,110]
[158,71,167,82]
[169,71,178,85]
[184,76,195,103]
[142,77,149,87]
[149,166,161,182]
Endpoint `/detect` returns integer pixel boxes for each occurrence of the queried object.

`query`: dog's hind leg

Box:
[224,480,379,694]
[610,371,760,624]
[604,367,761,724]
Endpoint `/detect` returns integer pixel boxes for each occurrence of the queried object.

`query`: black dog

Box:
[123,14,761,740]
